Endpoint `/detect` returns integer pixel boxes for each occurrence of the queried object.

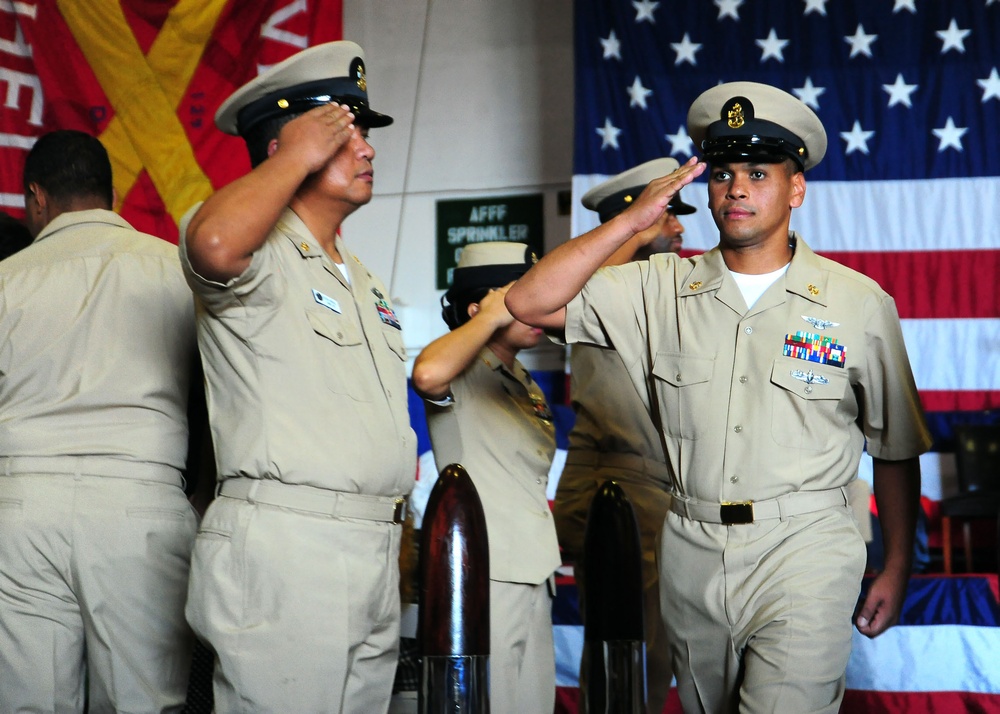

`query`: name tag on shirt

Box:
[312,289,341,314]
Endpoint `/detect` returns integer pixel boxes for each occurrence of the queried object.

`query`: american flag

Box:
[567,0,1000,710]
[573,0,998,413]
[572,0,1000,498]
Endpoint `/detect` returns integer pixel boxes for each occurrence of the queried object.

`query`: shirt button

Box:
[744,326,753,335]
[543,510,550,518]
[675,373,682,381]
[739,375,748,384]
[536,478,542,485]
[805,386,813,394]
[730,475,739,483]
[734,425,743,433]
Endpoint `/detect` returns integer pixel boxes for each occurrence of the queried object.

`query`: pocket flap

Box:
[306,309,362,346]
[652,352,714,387]
[770,359,847,400]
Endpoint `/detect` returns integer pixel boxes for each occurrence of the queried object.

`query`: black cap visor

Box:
[236,78,393,135]
[597,185,696,223]
[703,117,807,169]
[446,264,530,299]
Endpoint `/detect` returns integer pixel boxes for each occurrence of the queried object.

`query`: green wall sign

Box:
[436,194,544,289]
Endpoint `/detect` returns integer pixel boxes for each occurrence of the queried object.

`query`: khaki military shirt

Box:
[565,234,932,503]
[179,207,415,497]
[425,348,560,585]
[566,343,670,484]
[0,209,194,471]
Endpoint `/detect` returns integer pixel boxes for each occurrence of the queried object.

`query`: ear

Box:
[467,302,480,319]
[266,138,280,158]
[27,182,47,213]
[789,171,806,209]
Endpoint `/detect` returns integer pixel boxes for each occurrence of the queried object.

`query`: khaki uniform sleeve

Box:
[858,294,933,460]
[178,202,281,315]
[565,262,651,370]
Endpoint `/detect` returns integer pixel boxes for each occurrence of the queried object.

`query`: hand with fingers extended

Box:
[469,283,516,330]
[276,103,358,174]
[620,157,706,235]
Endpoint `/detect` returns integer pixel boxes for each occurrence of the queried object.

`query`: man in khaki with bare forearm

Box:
[180,42,415,712]
[507,82,930,713]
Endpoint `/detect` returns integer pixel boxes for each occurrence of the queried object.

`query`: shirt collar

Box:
[678,232,829,308]
[33,209,134,245]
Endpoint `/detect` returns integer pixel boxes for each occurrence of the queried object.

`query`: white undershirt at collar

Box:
[729,263,789,310]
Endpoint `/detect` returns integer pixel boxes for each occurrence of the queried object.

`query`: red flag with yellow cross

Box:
[0,0,343,243]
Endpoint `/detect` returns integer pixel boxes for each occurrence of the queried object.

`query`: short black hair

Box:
[22,130,113,208]
[242,113,302,168]
[441,287,491,330]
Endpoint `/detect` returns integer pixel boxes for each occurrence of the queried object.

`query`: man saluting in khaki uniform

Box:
[507,82,931,713]
[180,42,415,712]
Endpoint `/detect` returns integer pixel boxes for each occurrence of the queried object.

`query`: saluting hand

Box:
[274,103,358,174]
[469,283,517,330]
[621,156,706,235]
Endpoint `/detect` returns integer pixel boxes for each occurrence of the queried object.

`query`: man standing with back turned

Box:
[507,82,931,713]
[181,41,415,712]
[0,130,199,712]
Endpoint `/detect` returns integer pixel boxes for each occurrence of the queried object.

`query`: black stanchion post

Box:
[582,480,646,714]
[418,463,491,713]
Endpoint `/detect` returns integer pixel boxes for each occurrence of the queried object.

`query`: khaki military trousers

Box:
[0,471,197,713]
[660,506,866,714]
[186,493,402,713]
[488,579,555,714]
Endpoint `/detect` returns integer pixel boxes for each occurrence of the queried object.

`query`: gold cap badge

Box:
[727,102,745,129]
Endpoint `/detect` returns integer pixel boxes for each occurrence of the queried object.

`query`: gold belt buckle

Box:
[720,501,754,525]
[392,498,407,524]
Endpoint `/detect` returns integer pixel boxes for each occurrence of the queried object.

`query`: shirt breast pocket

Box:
[382,326,407,362]
[306,308,373,402]
[651,352,714,440]
[769,359,849,450]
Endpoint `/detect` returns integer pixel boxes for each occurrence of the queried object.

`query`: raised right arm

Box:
[505,157,705,330]
[184,104,357,282]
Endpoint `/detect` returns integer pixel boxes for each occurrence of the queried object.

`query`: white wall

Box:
[342,0,574,370]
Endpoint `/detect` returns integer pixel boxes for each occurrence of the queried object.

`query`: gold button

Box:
[689,281,702,290]
[807,284,819,296]
[300,242,310,252]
